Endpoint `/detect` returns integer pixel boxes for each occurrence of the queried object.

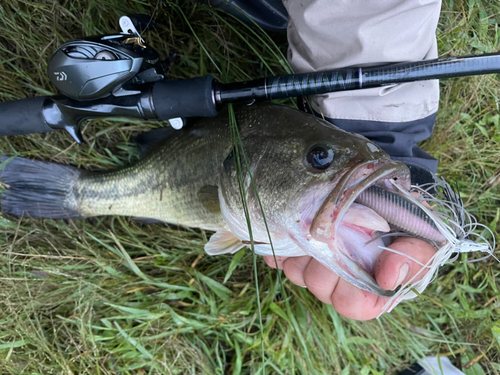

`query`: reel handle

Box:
[119,14,155,37]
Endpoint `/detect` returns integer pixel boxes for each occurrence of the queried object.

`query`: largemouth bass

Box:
[1,103,446,297]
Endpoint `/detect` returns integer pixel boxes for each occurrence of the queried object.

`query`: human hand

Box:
[263,237,435,320]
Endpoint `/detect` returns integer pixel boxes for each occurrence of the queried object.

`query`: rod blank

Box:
[215,52,500,104]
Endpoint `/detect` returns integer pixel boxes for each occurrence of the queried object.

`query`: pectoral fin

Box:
[205,230,245,255]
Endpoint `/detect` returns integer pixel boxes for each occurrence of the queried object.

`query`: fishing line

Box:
[465,252,500,263]
[139,0,161,38]
[173,4,223,75]
[374,247,432,269]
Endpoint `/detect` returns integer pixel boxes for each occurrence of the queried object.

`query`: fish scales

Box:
[76,124,231,230]
[1,103,438,297]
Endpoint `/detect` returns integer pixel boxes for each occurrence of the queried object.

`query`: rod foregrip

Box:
[152,75,218,120]
[0,97,55,136]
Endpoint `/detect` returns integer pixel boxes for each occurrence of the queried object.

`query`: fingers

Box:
[262,236,436,321]
[282,256,311,286]
[329,279,387,320]
[281,256,342,305]
[331,238,436,320]
[301,259,341,304]
[375,237,436,291]
[283,257,381,319]
[263,255,317,289]
[263,255,287,269]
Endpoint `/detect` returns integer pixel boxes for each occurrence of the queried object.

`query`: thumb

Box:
[375,237,436,290]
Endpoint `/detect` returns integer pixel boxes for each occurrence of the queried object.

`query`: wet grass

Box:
[0,0,499,374]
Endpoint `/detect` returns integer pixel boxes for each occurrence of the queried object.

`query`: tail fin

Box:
[1,156,82,219]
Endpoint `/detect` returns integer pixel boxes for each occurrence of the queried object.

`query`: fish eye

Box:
[306,144,334,170]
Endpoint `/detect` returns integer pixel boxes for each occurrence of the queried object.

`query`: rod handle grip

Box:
[0,97,55,137]
[152,75,218,120]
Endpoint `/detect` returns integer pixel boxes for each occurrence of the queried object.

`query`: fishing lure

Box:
[379,176,495,311]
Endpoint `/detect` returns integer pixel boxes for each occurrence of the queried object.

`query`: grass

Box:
[0,0,499,373]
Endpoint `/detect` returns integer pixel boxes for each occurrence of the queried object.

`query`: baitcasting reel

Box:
[48,15,170,101]
[25,13,200,143]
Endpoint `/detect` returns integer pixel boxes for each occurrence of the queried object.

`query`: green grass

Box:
[0,0,499,374]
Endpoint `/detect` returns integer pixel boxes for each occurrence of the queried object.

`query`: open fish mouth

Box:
[302,160,413,297]
[310,160,411,245]
[304,159,451,298]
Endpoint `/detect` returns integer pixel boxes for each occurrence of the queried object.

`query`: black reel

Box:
[47,15,172,101]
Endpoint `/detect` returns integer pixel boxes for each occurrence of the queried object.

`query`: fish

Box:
[0,103,462,299]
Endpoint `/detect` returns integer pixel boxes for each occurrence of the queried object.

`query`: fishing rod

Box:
[1,14,499,144]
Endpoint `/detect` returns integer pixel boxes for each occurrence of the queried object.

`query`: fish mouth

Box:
[310,160,410,244]
[305,159,411,297]
[284,159,413,297]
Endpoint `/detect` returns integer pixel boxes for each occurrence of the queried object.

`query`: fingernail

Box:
[395,263,409,289]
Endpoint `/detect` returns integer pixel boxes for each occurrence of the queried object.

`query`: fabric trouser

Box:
[284,0,442,184]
